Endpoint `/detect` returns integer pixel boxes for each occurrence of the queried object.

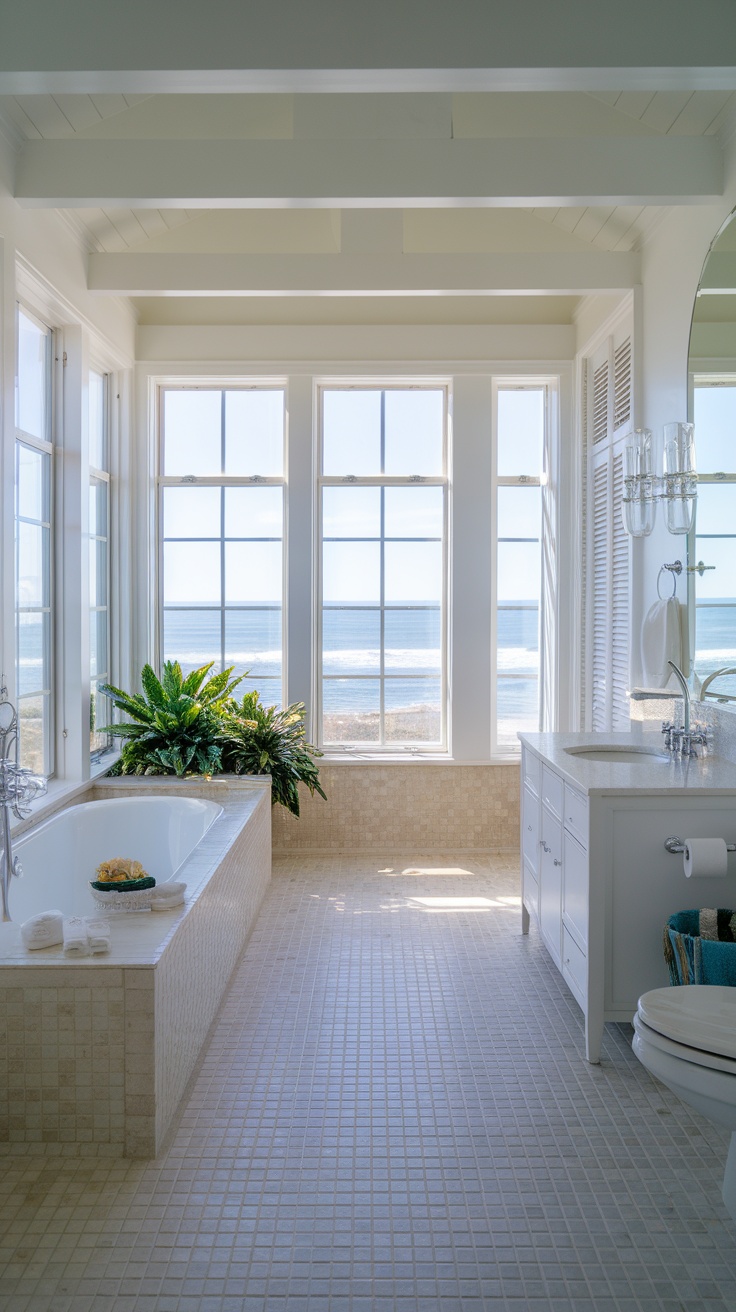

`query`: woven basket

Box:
[89,879,157,913]
[663,909,736,986]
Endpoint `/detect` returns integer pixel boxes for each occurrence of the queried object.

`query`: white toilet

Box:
[633,985,736,1221]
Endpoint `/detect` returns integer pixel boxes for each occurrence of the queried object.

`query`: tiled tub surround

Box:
[0,778,271,1158]
[272,761,520,852]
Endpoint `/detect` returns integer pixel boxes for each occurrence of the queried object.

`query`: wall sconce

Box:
[622,423,697,538]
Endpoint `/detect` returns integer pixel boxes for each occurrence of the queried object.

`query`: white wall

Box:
[631,132,736,686]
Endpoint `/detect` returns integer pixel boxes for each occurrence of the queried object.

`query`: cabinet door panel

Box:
[522,784,540,875]
[562,829,588,950]
[539,808,562,967]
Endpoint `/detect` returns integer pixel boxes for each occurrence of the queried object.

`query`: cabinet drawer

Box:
[562,828,588,950]
[564,785,588,850]
[523,749,541,797]
[562,925,587,1005]
[522,785,540,873]
[541,765,564,818]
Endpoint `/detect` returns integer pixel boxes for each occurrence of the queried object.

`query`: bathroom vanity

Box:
[520,733,736,1063]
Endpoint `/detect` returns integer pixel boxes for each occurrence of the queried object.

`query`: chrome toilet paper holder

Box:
[665,835,736,855]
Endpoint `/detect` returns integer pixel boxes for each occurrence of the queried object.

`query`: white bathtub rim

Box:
[0,779,271,968]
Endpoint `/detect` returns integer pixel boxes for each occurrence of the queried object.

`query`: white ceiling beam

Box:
[87,251,640,296]
[16,137,722,208]
[3,0,736,94]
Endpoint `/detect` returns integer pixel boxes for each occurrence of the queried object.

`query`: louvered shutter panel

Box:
[613,336,632,434]
[592,360,609,444]
[591,457,610,730]
[610,450,630,728]
[579,364,589,722]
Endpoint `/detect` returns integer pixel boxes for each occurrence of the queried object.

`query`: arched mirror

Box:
[688,208,736,704]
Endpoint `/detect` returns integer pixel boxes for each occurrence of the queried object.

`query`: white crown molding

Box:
[15,252,136,365]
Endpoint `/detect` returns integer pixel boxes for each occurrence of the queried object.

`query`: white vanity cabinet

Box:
[520,735,736,1065]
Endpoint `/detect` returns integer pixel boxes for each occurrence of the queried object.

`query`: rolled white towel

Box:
[20,910,64,951]
[150,880,187,910]
[85,917,111,954]
[63,917,90,957]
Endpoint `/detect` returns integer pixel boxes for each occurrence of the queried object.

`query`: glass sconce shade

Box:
[622,428,656,537]
[620,423,697,538]
[663,422,697,535]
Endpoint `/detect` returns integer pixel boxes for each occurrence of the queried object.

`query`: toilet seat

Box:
[635,985,736,1074]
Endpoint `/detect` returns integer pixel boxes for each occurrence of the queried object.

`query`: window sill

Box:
[9,752,120,838]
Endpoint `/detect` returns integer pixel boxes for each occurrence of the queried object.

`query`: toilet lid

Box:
[638,985,736,1061]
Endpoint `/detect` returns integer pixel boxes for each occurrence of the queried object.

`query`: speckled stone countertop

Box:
[519,732,736,797]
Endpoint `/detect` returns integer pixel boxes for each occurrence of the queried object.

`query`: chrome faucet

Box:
[629,665,709,758]
[664,661,708,757]
[0,695,47,922]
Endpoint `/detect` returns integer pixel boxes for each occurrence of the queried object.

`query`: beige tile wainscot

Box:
[0,777,271,1157]
[272,761,520,852]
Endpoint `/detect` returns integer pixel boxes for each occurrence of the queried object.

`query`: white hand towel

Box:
[150,880,187,910]
[20,910,64,951]
[85,917,111,954]
[63,916,90,957]
[678,600,691,679]
[640,597,683,689]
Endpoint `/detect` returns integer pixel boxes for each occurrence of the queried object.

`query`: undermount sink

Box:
[563,745,671,764]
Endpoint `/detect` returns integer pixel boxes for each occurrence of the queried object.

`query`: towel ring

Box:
[657,565,678,600]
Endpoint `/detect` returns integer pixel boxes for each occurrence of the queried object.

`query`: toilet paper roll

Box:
[683,837,728,879]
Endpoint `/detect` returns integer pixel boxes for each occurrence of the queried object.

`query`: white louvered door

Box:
[583,329,633,731]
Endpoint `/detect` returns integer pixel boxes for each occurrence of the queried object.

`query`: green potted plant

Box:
[101,661,325,817]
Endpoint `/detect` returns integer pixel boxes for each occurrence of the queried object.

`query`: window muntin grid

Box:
[158,386,286,706]
[494,385,545,755]
[15,306,54,775]
[692,379,736,696]
[90,369,112,759]
[318,385,448,751]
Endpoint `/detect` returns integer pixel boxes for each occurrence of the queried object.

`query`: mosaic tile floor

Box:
[1,851,736,1312]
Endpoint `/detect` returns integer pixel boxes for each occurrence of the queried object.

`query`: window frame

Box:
[89,367,113,761]
[315,380,450,754]
[491,377,556,759]
[15,303,56,776]
[156,382,288,702]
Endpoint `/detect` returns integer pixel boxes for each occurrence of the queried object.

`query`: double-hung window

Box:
[318,385,447,749]
[692,377,736,693]
[15,307,54,774]
[89,369,112,758]
[493,384,545,753]
[159,386,285,705]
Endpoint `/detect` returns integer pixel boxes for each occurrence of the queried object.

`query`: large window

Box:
[15,307,54,774]
[318,386,447,749]
[89,369,112,757]
[159,387,285,704]
[693,379,736,694]
[494,385,544,752]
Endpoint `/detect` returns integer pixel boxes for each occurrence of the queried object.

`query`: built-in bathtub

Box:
[0,777,271,1157]
[10,794,223,921]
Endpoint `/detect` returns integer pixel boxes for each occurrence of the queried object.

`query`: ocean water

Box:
[15,607,540,721]
[20,604,735,721]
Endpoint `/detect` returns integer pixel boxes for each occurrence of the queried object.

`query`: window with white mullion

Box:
[89,368,113,759]
[493,384,546,754]
[159,386,286,705]
[15,306,55,775]
[692,378,736,692]
[319,385,448,750]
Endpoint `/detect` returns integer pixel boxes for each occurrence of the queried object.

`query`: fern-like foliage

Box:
[101,661,243,778]
[220,691,326,816]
